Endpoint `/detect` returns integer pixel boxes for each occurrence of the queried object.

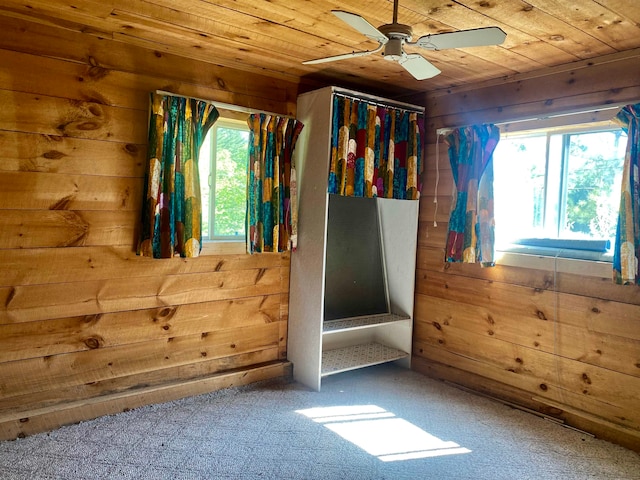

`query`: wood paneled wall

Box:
[408,50,640,452]
[0,16,299,439]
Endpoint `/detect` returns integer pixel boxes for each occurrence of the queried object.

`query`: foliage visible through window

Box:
[493,126,627,249]
[198,118,249,241]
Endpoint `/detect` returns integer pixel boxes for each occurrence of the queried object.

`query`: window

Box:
[198,118,249,241]
[493,124,627,257]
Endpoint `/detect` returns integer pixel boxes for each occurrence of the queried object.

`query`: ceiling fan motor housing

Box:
[379,23,413,61]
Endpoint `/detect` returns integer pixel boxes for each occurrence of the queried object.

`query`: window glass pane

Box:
[493,135,548,245]
[213,126,249,238]
[561,131,626,241]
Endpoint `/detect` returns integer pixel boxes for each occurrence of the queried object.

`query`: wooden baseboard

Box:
[411,356,640,454]
[0,361,292,441]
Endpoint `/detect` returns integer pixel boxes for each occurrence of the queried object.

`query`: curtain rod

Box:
[155,90,294,119]
[435,103,627,136]
[332,87,425,114]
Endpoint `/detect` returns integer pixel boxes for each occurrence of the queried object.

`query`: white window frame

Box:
[494,120,627,264]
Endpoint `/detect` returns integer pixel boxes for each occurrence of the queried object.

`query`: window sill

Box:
[495,246,612,279]
[201,241,246,256]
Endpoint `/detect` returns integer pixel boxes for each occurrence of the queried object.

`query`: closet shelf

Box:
[323,313,411,334]
[321,342,409,377]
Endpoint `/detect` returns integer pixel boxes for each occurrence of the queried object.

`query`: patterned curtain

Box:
[247,113,304,253]
[613,103,640,285]
[328,94,424,200]
[445,124,500,266]
[138,93,219,258]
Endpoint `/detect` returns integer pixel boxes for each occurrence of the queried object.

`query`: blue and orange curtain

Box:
[613,103,640,285]
[247,114,304,253]
[328,95,424,200]
[138,93,219,258]
[445,124,500,266]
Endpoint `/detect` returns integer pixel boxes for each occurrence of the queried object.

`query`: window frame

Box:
[494,120,627,263]
[200,116,250,244]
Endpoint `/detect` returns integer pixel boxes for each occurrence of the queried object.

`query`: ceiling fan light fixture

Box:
[383,38,405,61]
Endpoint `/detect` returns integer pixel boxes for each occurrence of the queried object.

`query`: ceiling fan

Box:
[303,0,507,80]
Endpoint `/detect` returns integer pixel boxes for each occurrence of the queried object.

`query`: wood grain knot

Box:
[84,337,102,349]
[154,306,177,323]
[255,268,266,283]
[76,121,100,131]
[539,383,548,391]
[43,150,66,160]
[5,287,16,308]
[581,373,592,385]
[50,194,76,210]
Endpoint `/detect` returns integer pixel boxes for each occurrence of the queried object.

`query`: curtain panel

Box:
[445,124,500,266]
[328,94,424,200]
[247,113,304,253]
[613,103,640,285]
[138,93,219,258]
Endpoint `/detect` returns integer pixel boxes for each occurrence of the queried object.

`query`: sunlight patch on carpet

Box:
[296,405,471,462]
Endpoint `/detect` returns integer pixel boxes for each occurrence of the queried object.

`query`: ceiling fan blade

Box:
[302,47,381,65]
[332,10,389,44]
[398,54,441,80]
[415,26,506,50]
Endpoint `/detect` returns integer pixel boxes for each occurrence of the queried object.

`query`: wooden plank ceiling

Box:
[2,0,640,98]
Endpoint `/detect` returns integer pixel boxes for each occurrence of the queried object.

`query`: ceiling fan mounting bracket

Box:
[378,23,413,41]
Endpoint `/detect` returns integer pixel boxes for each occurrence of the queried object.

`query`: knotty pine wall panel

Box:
[0,17,298,439]
[408,53,640,452]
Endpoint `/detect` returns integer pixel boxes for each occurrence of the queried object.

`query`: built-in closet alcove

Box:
[288,86,423,391]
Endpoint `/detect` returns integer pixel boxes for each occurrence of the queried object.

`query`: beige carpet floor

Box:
[1,363,639,479]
